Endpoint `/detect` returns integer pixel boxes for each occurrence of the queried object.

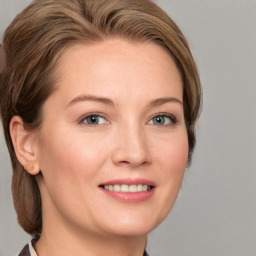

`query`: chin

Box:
[99,211,167,237]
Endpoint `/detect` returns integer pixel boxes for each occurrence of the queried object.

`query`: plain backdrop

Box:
[1,0,256,255]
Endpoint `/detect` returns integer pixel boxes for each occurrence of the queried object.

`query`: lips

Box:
[99,179,156,202]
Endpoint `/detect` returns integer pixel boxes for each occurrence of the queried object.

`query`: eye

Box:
[81,114,108,125]
[148,114,177,126]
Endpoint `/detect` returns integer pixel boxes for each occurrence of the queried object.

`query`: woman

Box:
[0,0,201,255]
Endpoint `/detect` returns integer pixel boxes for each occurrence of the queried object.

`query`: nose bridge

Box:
[111,120,151,167]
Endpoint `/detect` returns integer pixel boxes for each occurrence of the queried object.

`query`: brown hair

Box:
[0,0,202,235]
[0,45,6,72]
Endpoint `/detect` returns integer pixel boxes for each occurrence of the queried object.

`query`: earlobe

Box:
[9,116,40,175]
[24,160,39,175]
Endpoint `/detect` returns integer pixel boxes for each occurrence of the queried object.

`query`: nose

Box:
[111,125,152,168]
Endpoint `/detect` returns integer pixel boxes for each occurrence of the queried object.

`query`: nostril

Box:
[118,160,150,168]
[120,161,130,165]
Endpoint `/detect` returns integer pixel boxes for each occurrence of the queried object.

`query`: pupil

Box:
[154,116,164,125]
[89,116,98,124]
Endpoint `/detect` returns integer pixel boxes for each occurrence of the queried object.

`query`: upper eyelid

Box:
[147,112,177,123]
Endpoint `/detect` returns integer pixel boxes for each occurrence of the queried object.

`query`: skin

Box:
[11,38,188,256]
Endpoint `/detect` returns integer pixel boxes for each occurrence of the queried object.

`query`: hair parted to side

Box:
[0,0,202,235]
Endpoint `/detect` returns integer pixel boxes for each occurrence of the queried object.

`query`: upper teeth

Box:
[103,184,151,192]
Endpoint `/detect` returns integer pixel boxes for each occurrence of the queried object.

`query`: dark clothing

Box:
[18,244,30,256]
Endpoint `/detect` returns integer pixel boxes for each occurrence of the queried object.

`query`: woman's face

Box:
[35,39,188,237]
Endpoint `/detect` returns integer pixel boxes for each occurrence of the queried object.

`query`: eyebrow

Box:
[66,94,183,108]
[149,97,183,106]
[66,95,114,108]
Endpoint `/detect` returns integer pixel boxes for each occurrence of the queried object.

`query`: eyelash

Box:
[79,113,109,126]
[79,113,177,126]
[148,113,177,126]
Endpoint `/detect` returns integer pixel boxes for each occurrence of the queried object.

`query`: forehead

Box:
[49,38,183,106]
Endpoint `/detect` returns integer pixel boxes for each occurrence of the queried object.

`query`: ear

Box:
[9,116,40,175]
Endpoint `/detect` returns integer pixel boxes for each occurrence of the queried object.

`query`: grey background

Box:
[0,0,256,255]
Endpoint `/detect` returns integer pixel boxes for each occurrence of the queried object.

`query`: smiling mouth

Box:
[99,184,154,192]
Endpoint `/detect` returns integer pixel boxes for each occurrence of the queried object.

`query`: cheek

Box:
[37,128,109,185]
[36,129,107,216]
[156,132,188,201]
[157,132,189,174]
